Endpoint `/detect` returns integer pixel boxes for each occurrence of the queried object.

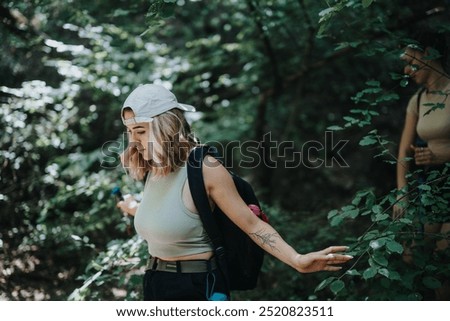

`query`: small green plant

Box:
[317,165,449,299]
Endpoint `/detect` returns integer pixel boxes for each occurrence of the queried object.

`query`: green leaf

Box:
[351,190,370,206]
[315,277,336,292]
[359,136,377,146]
[366,79,380,87]
[421,194,435,206]
[369,237,387,249]
[363,267,378,280]
[372,252,388,266]
[346,269,361,276]
[343,116,357,123]
[399,218,413,224]
[330,215,344,227]
[327,209,339,219]
[71,234,82,241]
[327,125,343,131]
[386,240,403,254]
[318,7,337,20]
[374,213,390,221]
[330,280,345,295]
[422,276,442,289]
[425,265,438,272]
[418,184,431,191]
[378,268,390,278]
[112,9,131,17]
[318,7,336,17]
[361,229,380,241]
[346,208,360,219]
[362,0,374,8]
[371,204,382,214]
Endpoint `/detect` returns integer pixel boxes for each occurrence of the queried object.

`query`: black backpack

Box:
[187,145,268,291]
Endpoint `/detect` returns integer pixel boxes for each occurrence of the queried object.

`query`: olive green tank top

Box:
[134,165,212,258]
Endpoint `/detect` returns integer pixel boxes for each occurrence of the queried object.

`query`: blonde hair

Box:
[121,108,198,180]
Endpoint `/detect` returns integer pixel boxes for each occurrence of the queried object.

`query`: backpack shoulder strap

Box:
[415,87,428,147]
[187,146,225,253]
[416,87,426,114]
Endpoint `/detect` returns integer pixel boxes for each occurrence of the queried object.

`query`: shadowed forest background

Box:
[1,0,449,300]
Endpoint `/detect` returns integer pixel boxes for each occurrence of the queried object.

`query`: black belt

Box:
[146,257,217,273]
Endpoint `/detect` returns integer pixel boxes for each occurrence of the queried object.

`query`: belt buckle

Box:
[163,261,178,272]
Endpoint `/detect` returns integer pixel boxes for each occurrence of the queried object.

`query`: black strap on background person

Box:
[186,145,231,288]
[415,87,427,148]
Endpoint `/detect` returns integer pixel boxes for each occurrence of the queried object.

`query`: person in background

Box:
[394,30,450,299]
[117,83,353,301]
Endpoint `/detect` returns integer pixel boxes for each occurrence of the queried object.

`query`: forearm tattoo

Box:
[250,229,280,252]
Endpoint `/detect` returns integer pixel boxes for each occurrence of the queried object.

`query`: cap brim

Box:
[121,102,196,126]
[178,103,196,112]
[122,116,154,125]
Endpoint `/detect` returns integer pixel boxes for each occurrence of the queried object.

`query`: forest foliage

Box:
[1,0,449,300]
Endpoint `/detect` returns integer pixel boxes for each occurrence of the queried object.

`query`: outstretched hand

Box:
[293,246,352,273]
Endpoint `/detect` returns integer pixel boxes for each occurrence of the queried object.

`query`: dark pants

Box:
[143,268,229,301]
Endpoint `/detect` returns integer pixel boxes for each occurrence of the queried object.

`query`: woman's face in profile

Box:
[123,109,160,162]
[401,46,429,85]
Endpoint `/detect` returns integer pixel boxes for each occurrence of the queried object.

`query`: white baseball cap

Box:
[121,84,196,125]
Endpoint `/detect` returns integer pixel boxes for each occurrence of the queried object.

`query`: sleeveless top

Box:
[134,165,212,258]
[406,86,450,161]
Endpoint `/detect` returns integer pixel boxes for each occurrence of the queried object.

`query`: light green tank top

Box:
[134,165,212,258]
[407,86,450,159]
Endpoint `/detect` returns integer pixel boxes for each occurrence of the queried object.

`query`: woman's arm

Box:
[394,111,418,219]
[202,156,352,273]
[396,112,418,191]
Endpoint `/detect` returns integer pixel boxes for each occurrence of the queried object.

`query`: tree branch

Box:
[245,0,283,147]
